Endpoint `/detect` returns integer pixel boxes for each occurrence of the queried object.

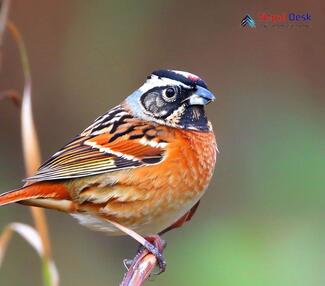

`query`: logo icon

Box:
[241,15,256,28]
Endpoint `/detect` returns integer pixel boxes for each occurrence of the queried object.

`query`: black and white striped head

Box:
[125,69,215,131]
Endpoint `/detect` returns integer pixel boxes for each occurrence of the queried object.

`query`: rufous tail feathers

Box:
[0,182,72,212]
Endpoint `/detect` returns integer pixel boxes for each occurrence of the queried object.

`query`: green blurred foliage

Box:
[0,0,324,285]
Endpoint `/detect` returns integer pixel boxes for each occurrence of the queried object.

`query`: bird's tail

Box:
[0,182,72,212]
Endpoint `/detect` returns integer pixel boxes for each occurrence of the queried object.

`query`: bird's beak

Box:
[188,86,216,106]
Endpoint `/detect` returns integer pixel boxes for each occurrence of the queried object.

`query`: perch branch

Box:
[120,251,157,286]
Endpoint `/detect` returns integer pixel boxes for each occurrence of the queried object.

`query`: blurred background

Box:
[0,1,324,285]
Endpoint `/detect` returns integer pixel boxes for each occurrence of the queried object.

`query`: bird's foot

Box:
[143,235,167,274]
[125,234,167,275]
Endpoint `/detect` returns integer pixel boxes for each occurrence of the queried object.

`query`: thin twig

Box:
[0,223,43,265]
[6,19,53,262]
[0,222,59,285]
[5,19,58,285]
[121,251,157,286]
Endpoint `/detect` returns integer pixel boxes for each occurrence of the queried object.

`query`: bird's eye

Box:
[162,87,178,102]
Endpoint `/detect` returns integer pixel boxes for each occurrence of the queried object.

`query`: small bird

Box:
[0,69,217,271]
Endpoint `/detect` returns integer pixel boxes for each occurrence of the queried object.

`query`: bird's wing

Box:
[25,106,168,182]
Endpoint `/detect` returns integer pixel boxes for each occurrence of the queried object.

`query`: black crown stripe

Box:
[152,70,208,90]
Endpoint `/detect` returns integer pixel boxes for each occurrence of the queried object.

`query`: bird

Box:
[0,69,217,272]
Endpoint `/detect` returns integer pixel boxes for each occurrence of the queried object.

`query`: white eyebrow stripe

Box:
[138,75,191,94]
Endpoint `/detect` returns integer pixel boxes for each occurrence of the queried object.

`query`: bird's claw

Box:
[126,234,167,275]
[143,236,166,274]
[123,259,133,270]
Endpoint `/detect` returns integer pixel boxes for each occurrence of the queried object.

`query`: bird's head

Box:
[125,69,215,132]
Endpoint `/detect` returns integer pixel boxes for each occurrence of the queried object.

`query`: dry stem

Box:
[6,19,53,263]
